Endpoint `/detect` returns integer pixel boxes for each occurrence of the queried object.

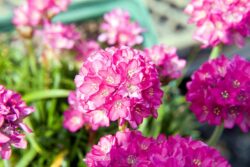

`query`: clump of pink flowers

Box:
[13,0,71,28]
[186,55,250,132]
[0,85,34,159]
[98,8,144,47]
[86,129,230,167]
[144,44,186,80]
[40,22,81,51]
[63,47,163,132]
[185,0,250,48]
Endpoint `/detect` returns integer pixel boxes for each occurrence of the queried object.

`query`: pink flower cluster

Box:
[144,44,186,80]
[0,85,34,159]
[186,55,250,132]
[86,129,230,167]
[64,47,163,132]
[40,22,81,50]
[98,8,144,47]
[185,0,250,48]
[13,0,71,27]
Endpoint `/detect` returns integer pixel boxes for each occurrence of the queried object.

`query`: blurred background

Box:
[0,0,250,166]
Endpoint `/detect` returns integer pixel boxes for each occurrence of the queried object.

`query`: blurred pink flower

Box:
[13,0,71,27]
[0,85,34,159]
[86,129,231,167]
[75,40,100,61]
[63,47,163,131]
[98,8,144,47]
[144,44,186,80]
[185,0,250,48]
[186,55,250,132]
[40,22,81,50]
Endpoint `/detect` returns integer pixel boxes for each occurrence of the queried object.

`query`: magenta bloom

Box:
[185,0,250,48]
[98,8,144,47]
[75,40,100,61]
[85,129,230,167]
[186,55,250,132]
[0,85,34,159]
[63,47,163,132]
[40,22,81,50]
[13,0,71,28]
[144,44,186,80]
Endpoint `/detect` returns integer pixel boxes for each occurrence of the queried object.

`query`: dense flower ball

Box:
[98,8,144,47]
[85,129,230,167]
[13,0,71,28]
[185,0,250,48]
[186,55,250,132]
[63,47,163,132]
[39,22,81,50]
[0,85,34,159]
[144,44,186,80]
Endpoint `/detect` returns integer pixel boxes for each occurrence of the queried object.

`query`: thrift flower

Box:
[64,47,163,132]
[186,55,250,132]
[85,129,231,167]
[144,44,186,81]
[13,0,71,28]
[0,85,34,159]
[98,8,144,47]
[40,22,81,50]
[185,0,250,48]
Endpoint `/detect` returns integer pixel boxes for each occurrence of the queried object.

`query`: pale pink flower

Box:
[13,0,71,28]
[185,0,250,47]
[63,47,163,131]
[98,8,144,47]
[144,44,186,80]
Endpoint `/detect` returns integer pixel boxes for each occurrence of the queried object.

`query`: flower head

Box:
[186,55,250,132]
[39,22,81,51]
[13,0,71,28]
[85,129,231,167]
[144,44,186,80]
[98,8,144,47]
[185,0,250,47]
[63,47,163,132]
[0,85,34,159]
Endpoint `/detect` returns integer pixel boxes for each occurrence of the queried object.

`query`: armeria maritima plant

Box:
[0,85,34,159]
[186,55,250,132]
[185,0,250,48]
[86,129,231,167]
[64,47,163,132]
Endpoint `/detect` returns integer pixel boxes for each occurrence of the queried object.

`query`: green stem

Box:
[23,89,71,103]
[209,44,223,60]
[207,124,224,146]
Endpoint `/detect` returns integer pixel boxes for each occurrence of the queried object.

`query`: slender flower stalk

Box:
[208,124,224,146]
[209,45,223,60]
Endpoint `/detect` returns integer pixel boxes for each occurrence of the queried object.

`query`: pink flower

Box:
[144,44,186,80]
[85,129,231,167]
[186,55,250,132]
[98,8,144,47]
[13,0,71,28]
[185,0,250,48]
[63,47,163,131]
[0,85,34,159]
[75,40,100,61]
[39,22,81,50]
